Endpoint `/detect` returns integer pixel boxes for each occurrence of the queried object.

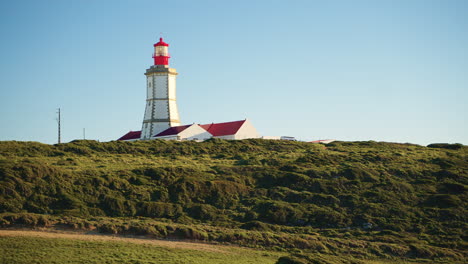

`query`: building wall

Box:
[179,125,212,140]
[234,120,260,140]
[168,74,177,99]
[123,138,140,142]
[153,125,212,141]
[154,75,167,98]
[141,66,180,139]
[167,74,180,126]
[147,76,153,98]
[262,136,281,140]
[141,123,151,139]
[213,135,236,140]
[154,101,169,119]
[153,135,179,140]
[209,121,260,140]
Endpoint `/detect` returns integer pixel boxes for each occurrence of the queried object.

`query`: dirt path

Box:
[0,229,232,254]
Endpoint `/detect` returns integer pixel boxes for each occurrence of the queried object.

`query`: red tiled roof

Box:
[154,125,192,137]
[200,120,246,137]
[118,131,141,141]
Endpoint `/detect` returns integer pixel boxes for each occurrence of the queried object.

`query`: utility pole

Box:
[57,108,61,144]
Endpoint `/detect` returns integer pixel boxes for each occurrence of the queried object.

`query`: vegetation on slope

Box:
[0,139,466,263]
[0,232,282,264]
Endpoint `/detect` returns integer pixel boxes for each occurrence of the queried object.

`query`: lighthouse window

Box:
[156,46,168,56]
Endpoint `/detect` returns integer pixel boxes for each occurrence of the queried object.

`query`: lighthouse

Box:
[140,38,181,139]
[117,38,261,142]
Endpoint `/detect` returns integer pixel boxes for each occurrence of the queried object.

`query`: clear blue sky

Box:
[1,0,467,145]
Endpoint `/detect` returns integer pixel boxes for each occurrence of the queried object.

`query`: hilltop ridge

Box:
[0,139,466,263]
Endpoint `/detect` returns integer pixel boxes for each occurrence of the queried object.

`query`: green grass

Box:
[0,235,282,264]
[1,233,437,264]
[0,139,466,263]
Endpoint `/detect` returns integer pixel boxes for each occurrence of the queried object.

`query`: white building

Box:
[153,124,212,141]
[119,119,260,142]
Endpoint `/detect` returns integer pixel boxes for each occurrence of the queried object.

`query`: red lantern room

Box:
[153,38,170,66]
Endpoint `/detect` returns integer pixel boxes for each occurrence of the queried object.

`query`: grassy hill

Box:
[0,139,466,263]
[0,230,283,264]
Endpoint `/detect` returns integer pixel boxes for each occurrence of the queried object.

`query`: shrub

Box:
[255,201,305,225]
[174,226,208,240]
[276,254,331,264]
[340,167,379,182]
[98,222,120,234]
[187,204,219,221]
[140,202,182,218]
[305,194,339,207]
[308,207,349,228]
[427,143,464,150]
[240,221,271,231]
[437,182,466,194]
[100,196,135,216]
[424,194,462,208]
[276,255,308,264]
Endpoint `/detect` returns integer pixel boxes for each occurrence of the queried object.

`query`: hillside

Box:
[0,139,466,263]
[0,230,283,264]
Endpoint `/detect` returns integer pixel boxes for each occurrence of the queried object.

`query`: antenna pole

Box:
[57,108,61,144]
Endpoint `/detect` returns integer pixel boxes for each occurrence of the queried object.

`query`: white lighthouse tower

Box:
[141,38,181,139]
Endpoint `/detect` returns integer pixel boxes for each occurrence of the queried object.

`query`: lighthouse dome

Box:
[154,38,169,47]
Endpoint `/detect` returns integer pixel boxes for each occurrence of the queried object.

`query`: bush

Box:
[98,222,120,234]
[309,207,349,228]
[427,143,464,150]
[174,226,208,240]
[255,201,305,225]
[100,196,136,216]
[340,167,379,182]
[437,182,466,194]
[306,194,339,207]
[424,194,462,208]
[140,202,182,218]
[187,204,219,221]
[276,255,308,264]
[240,221,271,231]
[276,254,331,264]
